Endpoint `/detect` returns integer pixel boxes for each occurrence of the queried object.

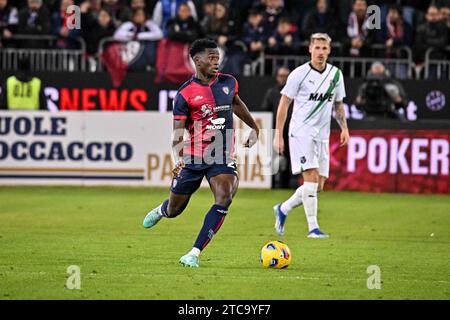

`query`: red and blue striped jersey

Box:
[173,73,239,165]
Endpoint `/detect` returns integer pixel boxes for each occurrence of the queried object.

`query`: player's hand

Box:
[340,129,350,147]
[273,134,285,155]
[172,159,185,177]
[244,129,259,148]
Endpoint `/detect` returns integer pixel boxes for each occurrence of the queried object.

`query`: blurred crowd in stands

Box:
[1,0,449,75]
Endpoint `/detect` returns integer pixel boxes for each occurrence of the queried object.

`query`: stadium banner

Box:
[328,129,450,194]
[1,72,449,120]
[0,111,273,188]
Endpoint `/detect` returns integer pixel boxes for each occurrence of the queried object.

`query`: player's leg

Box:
[273,135,311,235]
[142,192,192,228]
[302,168,327,238]
[304,140,330,238]
[180,167,238,268]
[143,166,202,228]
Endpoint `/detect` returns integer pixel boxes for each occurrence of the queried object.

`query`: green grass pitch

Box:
[0,186,449,300]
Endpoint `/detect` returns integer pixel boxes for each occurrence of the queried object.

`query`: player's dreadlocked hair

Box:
[189,39,218,59]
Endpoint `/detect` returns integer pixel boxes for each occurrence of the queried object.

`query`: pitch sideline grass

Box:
[0,186,449,299]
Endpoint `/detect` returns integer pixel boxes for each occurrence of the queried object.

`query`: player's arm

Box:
[172,91,189,176]
[172,118,186,176]
[273,94,292,155]
[233,94,259,148]
[334,101,350,147]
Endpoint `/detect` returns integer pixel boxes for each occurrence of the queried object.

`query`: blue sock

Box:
[160,199,169,217]
[193,204,228,251]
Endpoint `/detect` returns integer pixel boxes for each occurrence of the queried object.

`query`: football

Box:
[260,240,292,269]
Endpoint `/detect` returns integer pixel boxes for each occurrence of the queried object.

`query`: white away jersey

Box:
[281,62,346,141]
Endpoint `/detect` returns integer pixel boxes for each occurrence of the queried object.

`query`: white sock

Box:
[280,185,304,215]
[188,247,201,257]
[302,182,319,232]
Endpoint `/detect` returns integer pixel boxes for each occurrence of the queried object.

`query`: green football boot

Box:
[142,205,162,229]
[179,254,200,268]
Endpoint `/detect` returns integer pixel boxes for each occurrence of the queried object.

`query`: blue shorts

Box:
[170,162,238,195]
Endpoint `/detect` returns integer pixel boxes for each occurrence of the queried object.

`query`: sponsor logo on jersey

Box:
[300,156,307,164]
[308,92,334,102]
[194,95,203,101]
[206,117,226,130]
[214,105,231,112]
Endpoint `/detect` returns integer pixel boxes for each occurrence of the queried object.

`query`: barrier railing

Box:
[2,36,447,81]
[0,35,86,72]
[256,43,414,79]
[424,46,450,80]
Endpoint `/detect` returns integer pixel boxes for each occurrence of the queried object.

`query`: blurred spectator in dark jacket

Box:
[261,65,290,126]
[200,0,215,28]
[166,2,202,43]
[381,5,413,55]
[17,0,51,48]
[399,0,432,27]
[202,0,237,47]
[84,7,115,55]
[414,5,449,64]
[261,0,286,36]
[80,0,102,23]
[203,0,246,75]
[261,66,293,188]
[329,0,352,28]
[287,0,315,26]
[374,4,414,78]
[302,0,342,42]
[152,0,197,33]
[52,0,81,49]
[242,8,268,60]
[118,0,148,23]
[0,0,18,48]
[440,5,450,30]
[436,0,450,13]
[200,0,216,28]
[370,0,397,24]
[102,0,129,28]
[345,0,375,57]
[228,0,253,31]
[266,16,300,55]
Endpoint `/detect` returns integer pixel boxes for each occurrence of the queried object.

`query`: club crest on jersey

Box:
[222,86,229,95]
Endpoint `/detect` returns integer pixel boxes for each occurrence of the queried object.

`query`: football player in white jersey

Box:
[273,33,350,238]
